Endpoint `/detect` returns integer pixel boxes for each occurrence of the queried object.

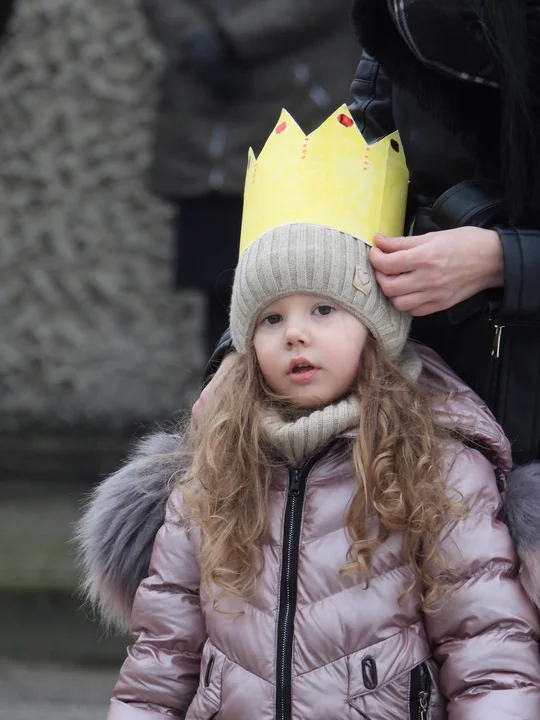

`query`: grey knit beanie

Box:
[230,224,410,360]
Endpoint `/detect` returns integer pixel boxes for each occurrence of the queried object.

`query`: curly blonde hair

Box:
[178,336,464,612]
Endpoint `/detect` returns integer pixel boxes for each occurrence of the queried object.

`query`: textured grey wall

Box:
[0,0,205,429]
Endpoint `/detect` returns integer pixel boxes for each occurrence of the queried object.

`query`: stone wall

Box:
[0,0,204,429]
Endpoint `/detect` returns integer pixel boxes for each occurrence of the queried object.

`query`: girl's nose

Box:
[284,322,309,347]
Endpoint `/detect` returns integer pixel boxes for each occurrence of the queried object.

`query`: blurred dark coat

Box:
[0,0,15,41]
[140,0,361,199]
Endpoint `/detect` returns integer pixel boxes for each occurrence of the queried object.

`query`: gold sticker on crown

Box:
[353,265,372,296]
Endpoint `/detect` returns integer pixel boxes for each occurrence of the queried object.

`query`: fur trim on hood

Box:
[505,464,540,609]
[76,343,535,632]
[75,431,184,632]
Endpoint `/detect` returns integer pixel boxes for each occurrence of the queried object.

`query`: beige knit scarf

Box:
[260,394,361,467]
[259,345,423,467]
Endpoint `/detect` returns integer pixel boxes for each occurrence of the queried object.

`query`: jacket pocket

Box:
[347,624,431,720]
[185,643,224,720]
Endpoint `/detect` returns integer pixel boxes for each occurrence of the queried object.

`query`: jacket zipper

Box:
[410,662,432,720]
[275,455,322,720]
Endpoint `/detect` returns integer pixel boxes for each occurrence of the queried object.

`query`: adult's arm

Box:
[203,329,235,385]
[350,55,540,323]
[348,51,396,143]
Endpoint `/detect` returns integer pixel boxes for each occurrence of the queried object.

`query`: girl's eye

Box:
[262,313,282,326]
[314,305,334,316]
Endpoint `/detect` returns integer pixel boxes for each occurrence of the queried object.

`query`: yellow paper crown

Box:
[239,105,408,256]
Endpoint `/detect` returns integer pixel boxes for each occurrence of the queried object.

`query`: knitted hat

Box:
[230,223,410,360]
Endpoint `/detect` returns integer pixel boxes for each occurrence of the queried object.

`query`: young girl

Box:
[89,219,540,720]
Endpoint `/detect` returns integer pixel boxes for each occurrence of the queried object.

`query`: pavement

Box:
[0,659,119,720]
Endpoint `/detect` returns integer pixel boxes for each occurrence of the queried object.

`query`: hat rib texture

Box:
[230,224,410,359]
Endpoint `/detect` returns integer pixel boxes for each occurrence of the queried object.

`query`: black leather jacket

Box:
[349,35,540,463]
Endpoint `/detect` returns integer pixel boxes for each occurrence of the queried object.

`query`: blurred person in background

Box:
[0,0,15,41]
[139,0,360,355]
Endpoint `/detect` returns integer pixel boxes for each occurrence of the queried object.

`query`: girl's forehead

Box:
[263,294,328,311]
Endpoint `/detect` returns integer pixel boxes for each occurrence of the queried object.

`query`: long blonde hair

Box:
[178,336,463,611]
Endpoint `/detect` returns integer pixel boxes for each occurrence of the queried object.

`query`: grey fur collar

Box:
[75,431,184,632]
[504,464,540,609]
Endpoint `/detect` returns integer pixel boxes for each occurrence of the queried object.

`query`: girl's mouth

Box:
[288,364,319,384]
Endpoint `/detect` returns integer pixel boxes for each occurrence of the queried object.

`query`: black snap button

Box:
[362,656,378,690]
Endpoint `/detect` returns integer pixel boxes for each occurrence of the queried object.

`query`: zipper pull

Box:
[289,470,300,496]
[492,324,504,359]
[419,690,428,720]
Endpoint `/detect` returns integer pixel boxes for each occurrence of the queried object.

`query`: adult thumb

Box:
[373,234,407,252]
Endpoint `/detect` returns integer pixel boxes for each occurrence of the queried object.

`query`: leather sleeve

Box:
[426,444,540,718]
[496,228,540,325]
[108,490,205,719]
[203,328,234,385]
[220,0,346,61]
[348,51,396,143]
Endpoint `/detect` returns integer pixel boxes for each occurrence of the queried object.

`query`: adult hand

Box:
[369,227,504,316]
[192,352,237,425]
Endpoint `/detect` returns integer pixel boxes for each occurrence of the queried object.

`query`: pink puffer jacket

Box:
[108,347,540,720]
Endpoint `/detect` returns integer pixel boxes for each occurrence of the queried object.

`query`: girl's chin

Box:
[287,392,338,409]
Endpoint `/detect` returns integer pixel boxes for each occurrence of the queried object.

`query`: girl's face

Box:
[253,294,368,408]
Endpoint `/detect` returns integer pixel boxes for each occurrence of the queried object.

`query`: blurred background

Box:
[0,0,360,716]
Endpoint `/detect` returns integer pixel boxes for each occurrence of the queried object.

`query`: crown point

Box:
[239,106,408,256]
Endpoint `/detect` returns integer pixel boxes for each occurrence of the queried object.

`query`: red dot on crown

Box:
[337,113,354,127]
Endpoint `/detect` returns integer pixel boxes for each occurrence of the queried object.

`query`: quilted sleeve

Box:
[108,489,205,719]
[426,445,540,719]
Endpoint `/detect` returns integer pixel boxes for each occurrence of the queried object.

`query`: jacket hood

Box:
[411,344,540,612]
[414,342,512,474]
[75,431,184,631]
[342,342,511,474]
